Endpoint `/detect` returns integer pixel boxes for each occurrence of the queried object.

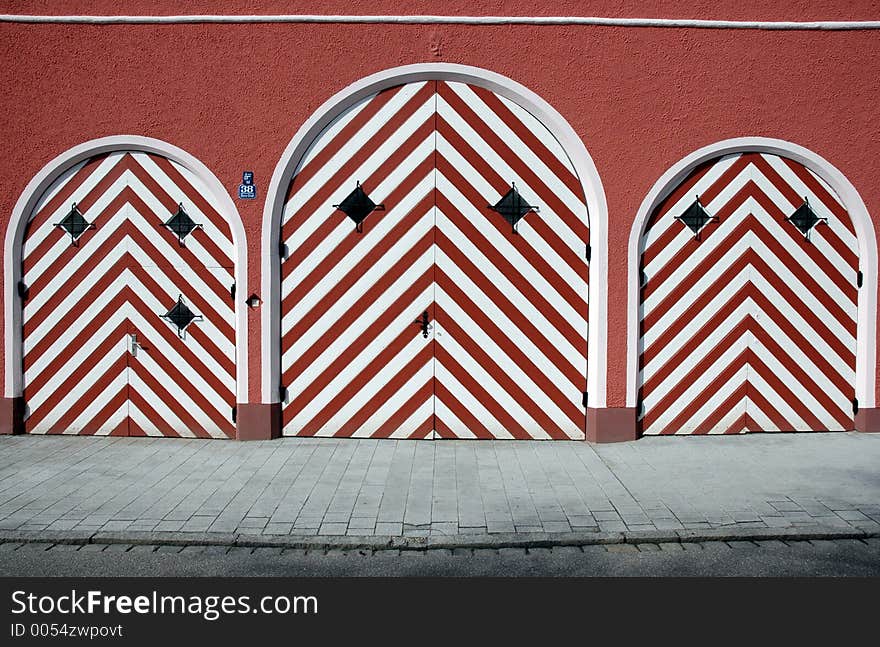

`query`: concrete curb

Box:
[0,526,876,551]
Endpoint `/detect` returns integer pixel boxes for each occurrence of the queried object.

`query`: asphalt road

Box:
[1,538,878,577]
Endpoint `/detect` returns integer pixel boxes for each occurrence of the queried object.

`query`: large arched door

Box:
[22,151,237,437]
[638,152,858,435]
[280,80,590,439]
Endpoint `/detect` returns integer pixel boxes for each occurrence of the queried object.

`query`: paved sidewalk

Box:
[0,433,878,541]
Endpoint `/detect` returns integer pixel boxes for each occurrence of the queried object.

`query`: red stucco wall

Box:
[2,2,879,406]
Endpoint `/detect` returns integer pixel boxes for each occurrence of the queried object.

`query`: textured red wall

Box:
[1,3,879,406]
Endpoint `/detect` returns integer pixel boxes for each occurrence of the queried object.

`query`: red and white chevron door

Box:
[280,80,589,439]
[638,152,858,435]
[22,151,236,438]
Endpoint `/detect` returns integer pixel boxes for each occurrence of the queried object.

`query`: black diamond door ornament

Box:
[786,197,826,240]
[675,195,718,241]
[162,295,203,337]
[163,203,201,244]
[334,182,385,233]
[54,202,95,244]
[489,182,539,234]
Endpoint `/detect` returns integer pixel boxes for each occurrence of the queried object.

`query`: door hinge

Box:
[279,241,288,259]
[17,280,28,300]
[231,405,237,423]
[853,398,859,415]
[230,283,236,300]
[857,271,863,288]
[279,386,287,402]
[582,391,588,408]
[585,244,591,262]
[640,269,647,286]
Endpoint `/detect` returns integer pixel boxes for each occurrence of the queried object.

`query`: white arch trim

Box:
[626,136,878,409]
[261,62,609,406]
[4,135,249,403]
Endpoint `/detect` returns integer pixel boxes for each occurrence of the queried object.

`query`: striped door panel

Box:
[22,151,236,438]
[638,152,858,435]
[280,80,589,439]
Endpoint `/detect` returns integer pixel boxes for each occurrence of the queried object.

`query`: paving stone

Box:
[598,521,627,532]
[681,542,706,551]
[834,510,872,522]
[659,542,684,552]
[318,523,349,536]
[128,545,157,553]
[16,542,51,552]
[754,540,789,549]
[47,543,82,552]
[181,517,215,531]
[77,544,108,552]
[514,525,544,533]
[725,541,757,549]
[154,521,185,532]
[653,518,684,530]
[625,523,657,532]
[0,543,23,552]
[102,544,133,553]
[373,522,402,536]
[637,543,662,552]
[263,523,293,535]
[155,545,184,554]
[761,516,793,528]
[681,521,713,529]
[605,544,639,553]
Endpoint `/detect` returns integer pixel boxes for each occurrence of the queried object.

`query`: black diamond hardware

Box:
[786,197,826,241]
[162,294,203,337]
[488,182,539,234]
[675,195,718,240]
[163,203,201,243]
[54,203,95,244]
[334,182,385,233]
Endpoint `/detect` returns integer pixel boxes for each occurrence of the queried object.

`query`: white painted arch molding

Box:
[4,135,249,402]
[261,62,610,406]
[626,137,878,409]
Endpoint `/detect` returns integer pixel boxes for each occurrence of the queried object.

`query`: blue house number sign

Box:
[238,171,256,200]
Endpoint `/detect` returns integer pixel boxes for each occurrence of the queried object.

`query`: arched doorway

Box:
[629,140,876,435]
[263,66,605,439]
[6,137,248,437]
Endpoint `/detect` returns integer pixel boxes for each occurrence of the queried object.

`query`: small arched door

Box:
[21,151,237,437]
[638,152,858,434]
[280,80,590,439]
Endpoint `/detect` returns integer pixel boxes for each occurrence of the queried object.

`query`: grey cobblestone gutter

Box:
[0,432,878,549]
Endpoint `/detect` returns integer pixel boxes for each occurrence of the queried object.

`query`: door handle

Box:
[129,333,145,355]
[414,311,432,338]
